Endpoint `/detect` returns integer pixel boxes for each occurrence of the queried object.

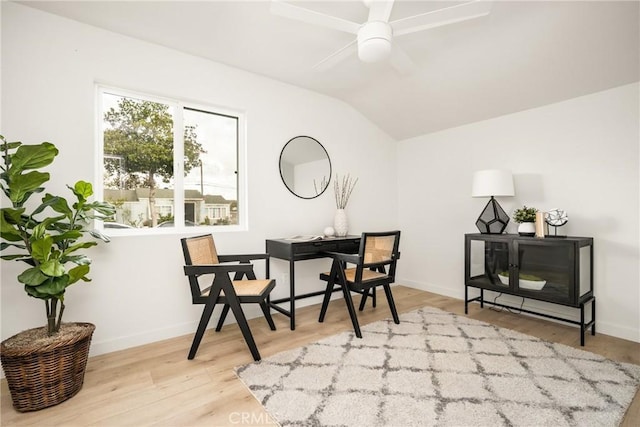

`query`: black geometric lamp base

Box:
[475,196,510,234]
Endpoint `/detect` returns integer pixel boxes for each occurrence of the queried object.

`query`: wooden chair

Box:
[181,234,276,361]
[318,231,401,338]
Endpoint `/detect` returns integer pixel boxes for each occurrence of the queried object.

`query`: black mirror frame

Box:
[279,136,332,200]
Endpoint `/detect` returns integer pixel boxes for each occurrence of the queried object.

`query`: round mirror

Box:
[279,136,331,199]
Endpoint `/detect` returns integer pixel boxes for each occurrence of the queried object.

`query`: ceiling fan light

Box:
[357,21,392,63]
[358,38,391,62]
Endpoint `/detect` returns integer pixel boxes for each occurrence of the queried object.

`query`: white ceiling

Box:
[17,0,640,140]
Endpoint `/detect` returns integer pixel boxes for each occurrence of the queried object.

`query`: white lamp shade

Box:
[472,169,514,197]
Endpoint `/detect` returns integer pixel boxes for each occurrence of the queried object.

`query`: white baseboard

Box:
[89,320,199,357]
[399,279,461,299]
[17,280,638,372]
[89,294,335,358]
[399,279,639,343]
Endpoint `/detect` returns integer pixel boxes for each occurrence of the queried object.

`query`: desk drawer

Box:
[294,241,338,255]
[337,239,360,253]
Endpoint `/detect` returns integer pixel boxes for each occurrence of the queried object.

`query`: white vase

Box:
[518,222,535,236]
[334,209,348,237]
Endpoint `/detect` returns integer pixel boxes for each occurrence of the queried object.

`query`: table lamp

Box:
[472,169,514,234]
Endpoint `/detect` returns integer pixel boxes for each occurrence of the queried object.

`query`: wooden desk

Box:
[266,236,361,330]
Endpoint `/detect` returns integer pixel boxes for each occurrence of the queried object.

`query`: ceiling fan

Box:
[270,0,493,74]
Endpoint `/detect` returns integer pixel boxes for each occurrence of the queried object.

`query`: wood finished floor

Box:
[2,285,639,426]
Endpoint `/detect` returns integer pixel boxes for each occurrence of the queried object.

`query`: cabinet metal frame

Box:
[464,233,595,346]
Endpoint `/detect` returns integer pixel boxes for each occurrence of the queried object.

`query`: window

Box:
[97,87,244,231]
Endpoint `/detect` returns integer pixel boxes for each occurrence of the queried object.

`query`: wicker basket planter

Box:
[1,322,95,412]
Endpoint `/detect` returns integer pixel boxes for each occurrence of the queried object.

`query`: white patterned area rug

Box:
[235,307,640,426]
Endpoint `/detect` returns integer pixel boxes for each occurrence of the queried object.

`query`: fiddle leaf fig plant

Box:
[0,135,115,335]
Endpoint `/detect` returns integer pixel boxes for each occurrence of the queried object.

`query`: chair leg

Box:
[318,280,335,323]
[383,284,400,324]
[358,287,378,311]
[358,290,368,311]
[189,299,218,360]
[342,284,362,338]
[225,293,261,361]
[215,304,230,331]
[260,301,276,331]
[319,260,340,323]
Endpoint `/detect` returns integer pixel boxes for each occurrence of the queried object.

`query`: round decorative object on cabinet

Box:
[545,209,568,237]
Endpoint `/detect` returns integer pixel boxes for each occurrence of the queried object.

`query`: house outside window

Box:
[97,86,245,232]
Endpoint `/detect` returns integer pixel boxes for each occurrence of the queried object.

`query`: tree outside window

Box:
[100,89,240,229]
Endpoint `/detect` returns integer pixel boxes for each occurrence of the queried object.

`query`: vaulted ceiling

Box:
[17,1,640,140]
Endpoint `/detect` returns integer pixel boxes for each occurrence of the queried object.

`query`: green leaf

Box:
[0,212,24,242]
[1,254,32,261]
[0,137,22,151]
[18,188,46,207]
[0,183,9,201]
[31,215,66,240]
[8,142,58,172]
[30,275,69,297]
[64,241,97,256]
[85,201,116,219]
[17,267,48,286]
[1,242,27,251]
[67,264,90,285]
[25,284,49,299]
[72,181,93,201]
[30,222,45,241]
[30,235,54,263]
[33,194,72,218]
[50,229,82,243]
[40,259,65,277]
[63,254,91,265]
[8,171,50,205]
[1,207,25,224]
[89,229,111,243]
[0,231,23,242]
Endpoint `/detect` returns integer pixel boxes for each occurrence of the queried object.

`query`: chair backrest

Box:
[181,234,220,303]
[181,234,219,266]
[358,231,401,280]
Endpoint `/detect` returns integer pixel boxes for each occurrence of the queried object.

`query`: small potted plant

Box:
[0,135,115,412]
[512,205,538,236]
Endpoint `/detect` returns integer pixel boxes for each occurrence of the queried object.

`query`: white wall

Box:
[3,2,638,359]
[0,3,398,355]
[397,82,640,342]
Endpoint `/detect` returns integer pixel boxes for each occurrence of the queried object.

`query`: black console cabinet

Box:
[464,233,595,345]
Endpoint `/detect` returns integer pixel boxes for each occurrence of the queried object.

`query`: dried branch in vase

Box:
[314,176,328,195]
[334,173,358,209]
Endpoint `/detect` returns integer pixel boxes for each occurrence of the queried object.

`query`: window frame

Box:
[95,85,247,235]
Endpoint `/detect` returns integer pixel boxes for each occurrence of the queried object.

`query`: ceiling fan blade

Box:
[388,45,416,75]
[271,0,360,34]
[391,0,493,36]
[312,39,358,72]
[367,0,394,22]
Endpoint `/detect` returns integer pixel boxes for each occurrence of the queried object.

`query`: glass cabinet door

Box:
[467,238,510,291]
[513,240,574,304]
